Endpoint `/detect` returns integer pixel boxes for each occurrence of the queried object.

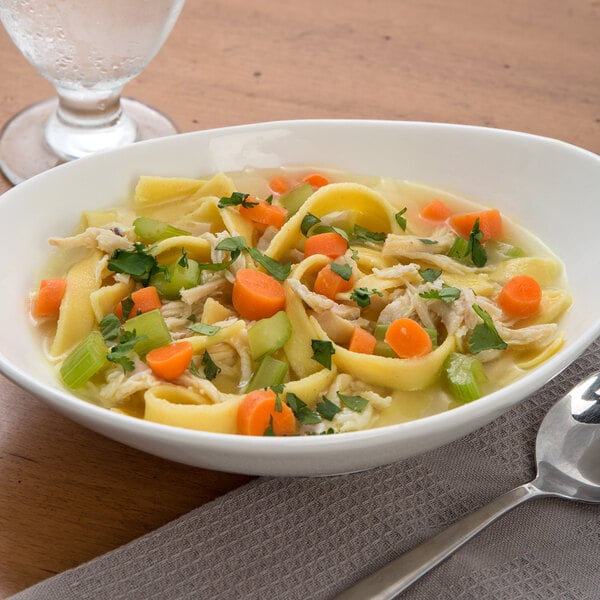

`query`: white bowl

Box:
[1,120,599,476]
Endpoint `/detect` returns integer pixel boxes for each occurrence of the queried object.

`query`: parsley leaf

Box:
[353,224,387,244]
[395,208,407,231]
[419,238,438,245]
[337,392,369,412]
[246,247,291,281]
[350,287,383,308]
[331,263,352,281]
[188,322,221,336]
[301,213,321,236]
[178,248,188,268]
[108,243,157,284]
[218,192,259,209]
[466,218,487,267]
[316,395,341,420]
[286,392,322,425]
[311,339,335,369]
[107,329,146,372]
[263,415,275,436]
[99,313,122,341]
[420,268,442,283]
[189,360,203,377]
[201,350,221,380]
[469,304,508,354]
[419,285,461,304]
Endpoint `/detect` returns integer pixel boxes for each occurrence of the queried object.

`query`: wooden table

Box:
[0,1,598,596]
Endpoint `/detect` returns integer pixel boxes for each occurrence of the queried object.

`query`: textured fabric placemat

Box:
[11,338,600,600]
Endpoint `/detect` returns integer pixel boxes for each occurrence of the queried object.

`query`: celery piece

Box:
[373,323,389,340]
[123,309,171,356]
[447,236,469,261]
[133,217,190,242]
[423,327,438,348]
[60,331,109,389]
[444,352,488,403]
[279,182,314,216]
[247,311,292,360]
[246,355,288,392]
[149,259,201,300]
[374,340,396,358]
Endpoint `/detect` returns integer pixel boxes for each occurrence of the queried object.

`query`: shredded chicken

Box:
[98,360,160,406]
[49,225,135,254]
[179,277,227,306]
[286,278,361,320]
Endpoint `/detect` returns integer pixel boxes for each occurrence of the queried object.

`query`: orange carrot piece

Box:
[420,199,452,221]
[303,173,330,188]
[146,341,194,380]
[304,232,348,259]
[449,209,503,241]
[237,388,296,436]
[269,176,290,194]
[232,268,286,321]
[239,196,287,229]
[348,326,377,355]
[313,264,354,300]
[32,278,67,318]
[384,318,433,358]
[497,275,542,319]
[115,286,162,320]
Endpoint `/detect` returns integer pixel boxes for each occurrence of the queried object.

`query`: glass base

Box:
[0,97,178,185]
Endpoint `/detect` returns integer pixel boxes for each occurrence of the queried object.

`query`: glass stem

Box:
[45,86,137,160]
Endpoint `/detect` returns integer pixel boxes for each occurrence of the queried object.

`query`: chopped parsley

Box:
[469,304,508,354]
[188,322,221,336]
[395,208,407,231]
[316,395,341,420]
[420,268,442,283]
[466,218,487,267]
[301,213,321,236]
[331,262,352,281]
[419,285,461,304]
[218,192,259,209]
[338,392,369,412]
[201,350,221,380]
[350,287,383,308]
[353,224,387,244]
[286,392,322,425]
[107,329,146,372]
[108,243,158,284]
[311,339,335,369]
[99,313,122,341]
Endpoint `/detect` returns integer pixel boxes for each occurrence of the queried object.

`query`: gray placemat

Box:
[11,338,600,600]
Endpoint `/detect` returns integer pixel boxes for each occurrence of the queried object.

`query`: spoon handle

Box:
[336,482,543,599]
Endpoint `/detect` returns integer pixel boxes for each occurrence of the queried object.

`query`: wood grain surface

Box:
[0,0,599,596]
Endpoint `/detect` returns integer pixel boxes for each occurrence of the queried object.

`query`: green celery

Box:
[246,355,288,392]
[123,309,171,356]
[278,182,314,216]
[423,327,438,347]
[444,352,488,403]
[373,323,389,340]
[374,340,396,358]
[133,217,190,242]
[60,331,109,389]
[149,258,201,300]
[248,311,292,360]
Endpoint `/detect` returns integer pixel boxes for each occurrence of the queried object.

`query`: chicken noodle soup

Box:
[31,168,571,435]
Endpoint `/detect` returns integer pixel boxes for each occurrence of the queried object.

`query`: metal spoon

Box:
[337,371,600,600]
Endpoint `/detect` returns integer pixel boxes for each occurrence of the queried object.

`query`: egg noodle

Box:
[31,168,571,435]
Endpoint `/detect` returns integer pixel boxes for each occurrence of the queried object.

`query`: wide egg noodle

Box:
[150,235,212,264]
[134,176,207,206]
[490,256,563,286]
[144,384,242,433]
[50,250,105,357]
[89,280,135,323]
[310,316,456,391]
[265,182,404,261]
[282,275,326,379]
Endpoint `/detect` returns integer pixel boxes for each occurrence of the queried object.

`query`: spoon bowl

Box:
[338,371,600,599]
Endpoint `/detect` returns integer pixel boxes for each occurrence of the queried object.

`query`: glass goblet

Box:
[0,0,185,185]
